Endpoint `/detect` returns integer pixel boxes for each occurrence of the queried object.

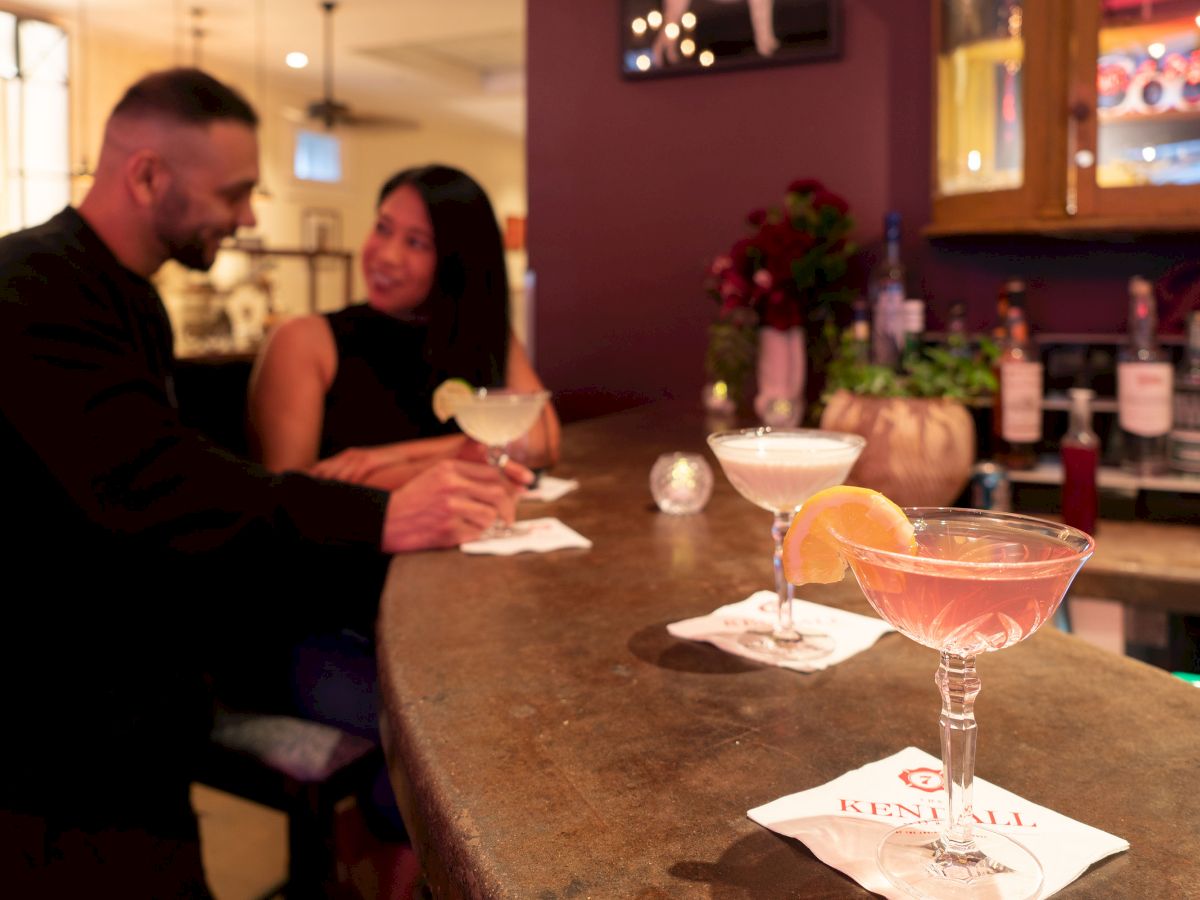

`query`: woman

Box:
[248,164,560,489]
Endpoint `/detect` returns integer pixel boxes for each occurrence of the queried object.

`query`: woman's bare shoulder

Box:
[257,314,337,382]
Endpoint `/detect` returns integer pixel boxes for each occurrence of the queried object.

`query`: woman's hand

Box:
[308,447,392,485]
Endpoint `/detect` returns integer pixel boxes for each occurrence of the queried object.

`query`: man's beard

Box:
[154,188,223,272]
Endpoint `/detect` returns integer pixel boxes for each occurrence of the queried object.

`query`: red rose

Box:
[812,189,849,215]
[787,177,825,194]
[746,207,768,226]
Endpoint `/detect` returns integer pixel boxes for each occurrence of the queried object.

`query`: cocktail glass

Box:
[452,387,550,537]
[830,508,1094,900]
[707,428,865,660]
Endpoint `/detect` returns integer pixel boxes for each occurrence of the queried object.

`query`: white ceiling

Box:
[14,0,527,136]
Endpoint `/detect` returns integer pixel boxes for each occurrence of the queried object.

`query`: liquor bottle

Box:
[1169,309,1200,474]
[1117,276,1171,476]
[902,298,925,362]
[994,304,1042,470]
[945,300,971,359]
[850,295,871,365]
[1061,388,1099,536]
[869,211,905,367]
[992,282,1010,343]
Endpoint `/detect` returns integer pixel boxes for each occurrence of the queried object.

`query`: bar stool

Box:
[197,708,382,898]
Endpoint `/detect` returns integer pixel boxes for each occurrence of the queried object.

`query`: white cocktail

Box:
[707,428,865,659]
[453,387,550,536]
[454,389,548,450]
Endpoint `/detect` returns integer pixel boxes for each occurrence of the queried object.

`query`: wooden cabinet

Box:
[929,0,1200,236]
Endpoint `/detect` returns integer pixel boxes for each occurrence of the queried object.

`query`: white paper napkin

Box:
[748,746,1129,899]
[461,516,592,555]
[523,475,579,502]
[666,590,894,672]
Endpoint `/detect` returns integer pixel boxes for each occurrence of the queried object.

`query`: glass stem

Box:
[936,651,981,849]
[771,513,799,641]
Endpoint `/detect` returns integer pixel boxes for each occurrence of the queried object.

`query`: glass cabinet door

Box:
[1076,0,1200,225]
[936,0,1026,197]
[1095,0,1200,188]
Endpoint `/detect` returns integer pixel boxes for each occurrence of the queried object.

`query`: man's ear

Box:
[125,149,170,207]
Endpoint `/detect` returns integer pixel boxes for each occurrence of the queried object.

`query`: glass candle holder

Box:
[650,452,713,515]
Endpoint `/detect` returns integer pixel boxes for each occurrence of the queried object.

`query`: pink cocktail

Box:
[832,508,1094,900]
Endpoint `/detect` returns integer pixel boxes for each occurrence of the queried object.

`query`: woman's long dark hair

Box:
[376,165,509,389]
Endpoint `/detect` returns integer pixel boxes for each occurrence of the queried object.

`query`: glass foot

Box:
[737,630,835,662]
[876,821,1043,900]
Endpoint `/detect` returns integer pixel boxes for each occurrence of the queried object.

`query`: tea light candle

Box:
[650,452,713,515]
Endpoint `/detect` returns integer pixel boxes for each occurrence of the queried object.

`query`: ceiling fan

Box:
[287,1,416,131]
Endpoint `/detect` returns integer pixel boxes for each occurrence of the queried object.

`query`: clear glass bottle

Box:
[1169,310,1200,474]
[902,298,926,364]
[850,295,871,365]
[1117,276,1171,476]
[869,211,905,367]
[994,304,1042,470]
[945,299,971,359]
[1061,388,1099,536]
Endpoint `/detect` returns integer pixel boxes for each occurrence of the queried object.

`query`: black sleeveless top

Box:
[320,304,460,457]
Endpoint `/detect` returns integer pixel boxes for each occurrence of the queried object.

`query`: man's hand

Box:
[380,458,533,552]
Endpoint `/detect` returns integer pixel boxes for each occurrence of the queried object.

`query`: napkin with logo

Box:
[748,746,1128,899]
[666,590,894,672]
[461,517,591,555]
[523,475,579,502]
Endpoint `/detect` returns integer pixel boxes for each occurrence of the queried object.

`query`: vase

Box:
[754,326,805,427]
[819,389,976,507]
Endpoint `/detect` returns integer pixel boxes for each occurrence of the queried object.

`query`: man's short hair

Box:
[111,67,258,128]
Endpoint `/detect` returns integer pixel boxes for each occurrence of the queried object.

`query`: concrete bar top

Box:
[377,403,1200,898]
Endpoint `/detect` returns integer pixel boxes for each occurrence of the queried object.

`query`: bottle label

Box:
[1118,361,1173,437]
[1000,361,1043,442]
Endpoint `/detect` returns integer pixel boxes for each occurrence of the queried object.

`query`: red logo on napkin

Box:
[899,767,943,793]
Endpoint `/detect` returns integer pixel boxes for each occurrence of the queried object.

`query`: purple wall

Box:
[527,0,1196,416]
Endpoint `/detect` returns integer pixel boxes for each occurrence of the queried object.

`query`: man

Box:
[0,68,525,895]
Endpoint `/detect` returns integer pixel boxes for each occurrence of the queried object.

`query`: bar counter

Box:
[377,403,1200,898]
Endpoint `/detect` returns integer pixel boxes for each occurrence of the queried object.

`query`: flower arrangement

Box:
[704,179,857,405]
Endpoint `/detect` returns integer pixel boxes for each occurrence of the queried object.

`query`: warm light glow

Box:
[664,22,680,40]
[967,150,982,172]
[647,10,663,28]
[636,53,652,71]
[681,11,697,29]
[1142,145,1158,162]
[1148,42,1166,59]
[286,51,309,69]
[699,49,715,67]
[631,17,647,36]
[1195,13,1200,27]
[680,38,696,57]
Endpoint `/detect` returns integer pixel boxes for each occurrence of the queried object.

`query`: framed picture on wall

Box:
[620,0,842,79]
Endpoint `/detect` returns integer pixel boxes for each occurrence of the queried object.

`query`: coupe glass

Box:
[707,428,865,661]
[452,387,550,537]
[831,508,1094,900]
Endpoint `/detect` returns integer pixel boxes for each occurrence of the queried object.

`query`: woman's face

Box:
[361,184,437,316]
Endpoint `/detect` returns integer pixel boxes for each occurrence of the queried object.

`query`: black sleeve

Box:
[0,249,390,622]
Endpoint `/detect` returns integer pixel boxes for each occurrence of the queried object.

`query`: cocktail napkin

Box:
[523,475,579,502]
[461,517,591,555]
[666,590,894,673]
[748,746,1128,899]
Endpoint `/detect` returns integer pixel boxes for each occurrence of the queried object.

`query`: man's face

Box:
[153,121,259,271]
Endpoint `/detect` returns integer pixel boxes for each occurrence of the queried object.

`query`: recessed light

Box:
[286,51,309,69]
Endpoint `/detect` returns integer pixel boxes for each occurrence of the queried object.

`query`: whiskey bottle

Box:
[1169,309,1200,474]
[994,304,1042,470]
[1117,276,1171,476]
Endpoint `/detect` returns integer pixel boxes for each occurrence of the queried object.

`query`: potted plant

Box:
[819,332,999,507]
[704,179,856,422]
